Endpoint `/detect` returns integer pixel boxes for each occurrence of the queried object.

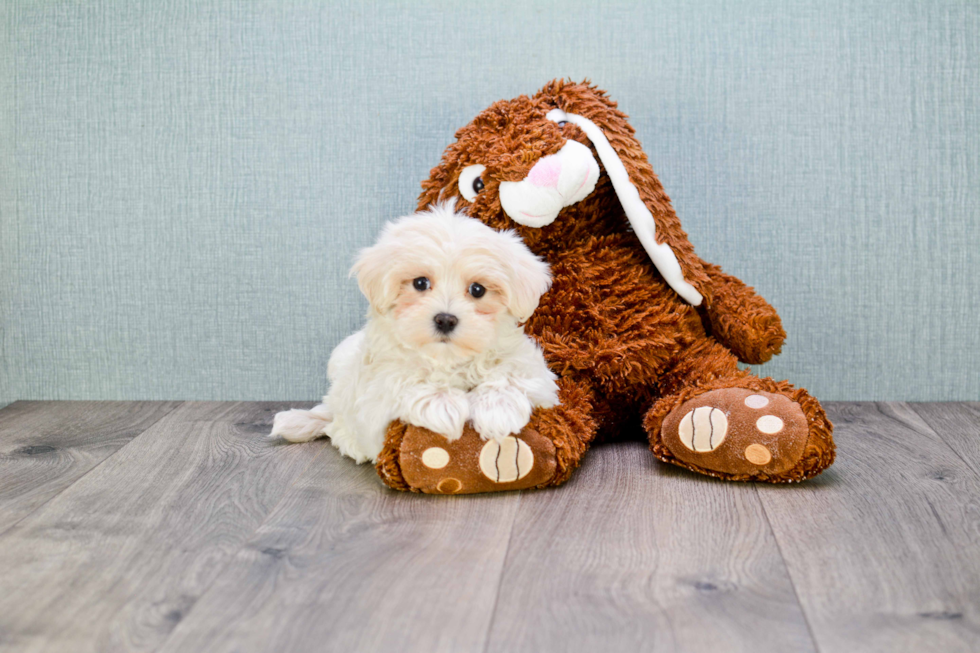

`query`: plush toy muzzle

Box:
[498,140,599,228]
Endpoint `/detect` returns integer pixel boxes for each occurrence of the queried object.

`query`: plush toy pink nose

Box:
[527,156,562,188]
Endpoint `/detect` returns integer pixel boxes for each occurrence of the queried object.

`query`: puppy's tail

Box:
[270,403,333,443]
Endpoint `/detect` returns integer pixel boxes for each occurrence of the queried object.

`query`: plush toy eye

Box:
[458,164,487,202]
[469,282,486,298]
[557,121,568,127]
[413,277,430,291]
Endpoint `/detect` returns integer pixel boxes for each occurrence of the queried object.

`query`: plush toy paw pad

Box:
[662,388,809,477]
[398,424,557,494]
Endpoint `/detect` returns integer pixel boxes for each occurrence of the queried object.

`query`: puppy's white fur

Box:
[271,203,558,463]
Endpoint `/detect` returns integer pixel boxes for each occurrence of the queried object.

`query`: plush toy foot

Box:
[376,422,558,494]
[647,384,835,483]
[377,380,597,493]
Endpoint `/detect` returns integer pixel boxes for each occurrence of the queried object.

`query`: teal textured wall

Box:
[2,0,978,403]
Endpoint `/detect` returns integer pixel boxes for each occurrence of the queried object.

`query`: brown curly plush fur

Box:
[376,421,412,492]
[376,80,834,487]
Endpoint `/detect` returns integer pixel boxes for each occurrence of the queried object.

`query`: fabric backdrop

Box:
[2,0,978,404]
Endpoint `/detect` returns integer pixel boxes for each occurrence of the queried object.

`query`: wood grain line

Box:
[157,444,521,653]
[909,402,980,480]
[0,401,325,653]
[484,441,816,653]
[0,400,183,536]
[758,402,980,653]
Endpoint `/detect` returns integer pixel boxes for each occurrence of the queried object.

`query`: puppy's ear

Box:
[500,231,552,322]
[536,80,711,306]
[350,236,398,314]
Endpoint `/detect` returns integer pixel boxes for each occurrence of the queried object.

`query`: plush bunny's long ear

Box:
[544,83,710,306]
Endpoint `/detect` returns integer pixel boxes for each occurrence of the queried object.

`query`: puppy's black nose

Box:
[433,313,458,334]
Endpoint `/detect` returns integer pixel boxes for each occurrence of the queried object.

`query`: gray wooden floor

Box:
[0,401,978,653]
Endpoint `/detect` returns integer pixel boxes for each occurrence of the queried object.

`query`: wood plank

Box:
[758,402,980,653]
[157,444,521,653]
[0,401,182,535]
[0,401,324,653]
[910,402,980,478]
[484,441,816,653]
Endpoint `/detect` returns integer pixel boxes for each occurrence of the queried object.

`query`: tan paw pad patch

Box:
[755,415,784,434]
[436,478,462,493]
[744,394,770,409]
[421,447,450,469]
[745,443,773,465]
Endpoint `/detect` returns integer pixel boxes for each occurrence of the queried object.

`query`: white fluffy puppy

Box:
[271,203,559,463]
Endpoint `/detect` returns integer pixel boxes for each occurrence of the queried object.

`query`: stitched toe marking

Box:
[678,406,728,452]
[479,437,534,482]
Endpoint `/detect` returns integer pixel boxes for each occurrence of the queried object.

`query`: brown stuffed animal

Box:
[376,80,835,493]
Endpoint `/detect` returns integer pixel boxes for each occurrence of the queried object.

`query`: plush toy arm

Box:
[702,263,786,365]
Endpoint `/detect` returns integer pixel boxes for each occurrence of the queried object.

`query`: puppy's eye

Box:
[469,282,486,299]
[412,277,430,291]
[458,164,487,202]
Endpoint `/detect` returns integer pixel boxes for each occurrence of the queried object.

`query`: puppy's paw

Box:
[470,384,533,441]
[407,389,470,441]
[271,407,331,443]
[513,375,560,410]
